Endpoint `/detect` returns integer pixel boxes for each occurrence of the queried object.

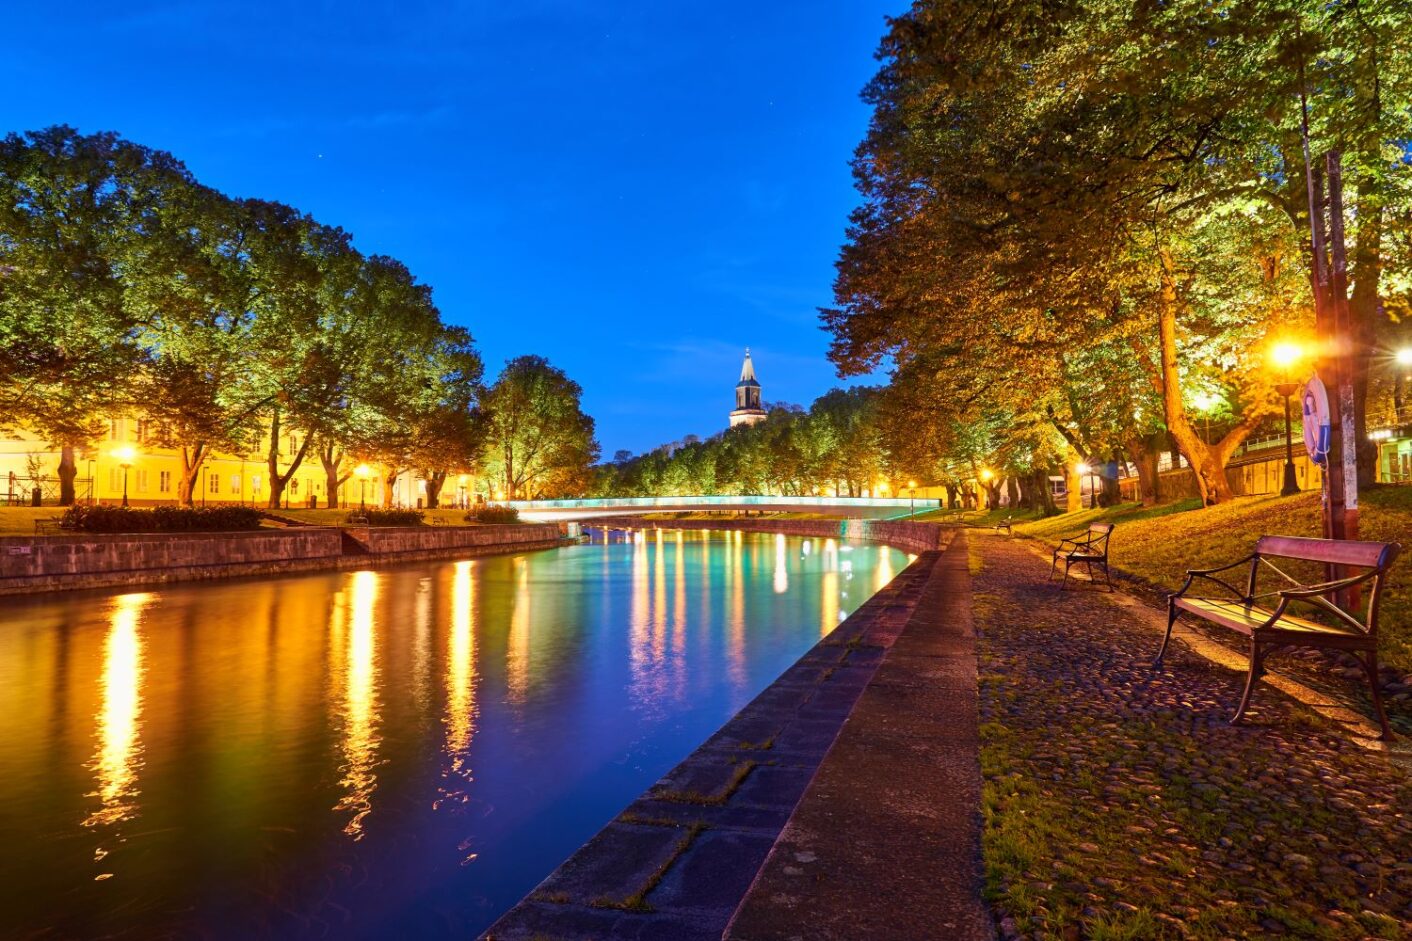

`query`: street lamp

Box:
[979,468,995,510]
[354,463,371,512]
[908,479,917,518]
[458,474,468,509]
[112,446,136,508]
[1271,342,1305,496]
[1076,462,1094,509]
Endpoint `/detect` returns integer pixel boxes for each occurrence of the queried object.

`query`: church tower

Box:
[729,348,767,428]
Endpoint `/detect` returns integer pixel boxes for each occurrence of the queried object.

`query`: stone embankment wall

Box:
[0,523,563,596]
[592,517,949,554]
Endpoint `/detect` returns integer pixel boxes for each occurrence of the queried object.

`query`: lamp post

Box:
[907,479,917,518]
[113,446,136,508]
[354,463,371,512]
[1076,463,1094,509]
[86,457,95,506]
[1271,342,1305,496]
[979,468,994,509]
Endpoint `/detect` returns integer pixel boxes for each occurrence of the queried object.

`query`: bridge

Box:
[505,495,937,523]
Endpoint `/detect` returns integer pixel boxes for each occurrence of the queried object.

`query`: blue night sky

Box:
[1,2,899,455]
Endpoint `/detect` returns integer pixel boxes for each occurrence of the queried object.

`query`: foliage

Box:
[481,355,599,499]
[347,508,425,527]
[60,504,263,532]
[467,504,520,524]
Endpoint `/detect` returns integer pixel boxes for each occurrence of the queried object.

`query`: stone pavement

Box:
[725,529,993,941]
[481,540,956,940]
[971,532,1412,939]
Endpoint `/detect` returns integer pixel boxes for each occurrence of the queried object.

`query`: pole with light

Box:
[1271,342,1304,496]
[979,468,995,509]
[354,463,371,512]
[113,446,136,508]
[908,479,917,518]
[1075,462,1094,509]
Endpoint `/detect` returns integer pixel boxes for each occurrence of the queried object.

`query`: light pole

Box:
[979,468,994,509]
[1076,463,1094,508]
[1271,342,1305,496]
[113,446,136,508]
[908,479,917,518]
[87,457,95,506]
[354,463,371,512]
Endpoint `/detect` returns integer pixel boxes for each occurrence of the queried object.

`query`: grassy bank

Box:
[963,490,1412,675]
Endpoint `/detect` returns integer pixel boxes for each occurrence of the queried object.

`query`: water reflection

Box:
[773,533,788,594]
[85,592,151,834]
[335,570,381,840]
[821,539,839,636]
[507,558,531,704]
[445,561,478,779]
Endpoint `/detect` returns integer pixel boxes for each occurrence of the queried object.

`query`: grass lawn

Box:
[968,489,1412,675]
[0,506,66,535]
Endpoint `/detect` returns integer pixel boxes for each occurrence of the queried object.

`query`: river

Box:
[0,529,908,939]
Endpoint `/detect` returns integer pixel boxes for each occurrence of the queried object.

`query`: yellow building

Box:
[0,417,398,508]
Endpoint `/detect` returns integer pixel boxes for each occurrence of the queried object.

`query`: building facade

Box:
[728,349,767,428]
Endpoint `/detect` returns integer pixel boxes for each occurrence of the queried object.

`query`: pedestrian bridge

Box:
[506,495,934,523]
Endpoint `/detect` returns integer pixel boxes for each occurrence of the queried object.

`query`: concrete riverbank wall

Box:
[591,516,949,555]
[0,523,564,596]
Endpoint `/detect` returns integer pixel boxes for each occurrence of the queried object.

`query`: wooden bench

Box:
[33,518,70,535]
[1156,535,1402,738]
[1050,523,1114,591]
[994,515,1014,535]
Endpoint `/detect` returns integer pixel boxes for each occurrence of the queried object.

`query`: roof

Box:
[737,348,760,387]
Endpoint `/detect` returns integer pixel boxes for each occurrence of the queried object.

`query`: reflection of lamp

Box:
[1271,342,1304,496]
[112,446,136,508]
[354,463,371,512]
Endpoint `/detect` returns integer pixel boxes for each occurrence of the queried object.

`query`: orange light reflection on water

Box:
[84,592,152,836]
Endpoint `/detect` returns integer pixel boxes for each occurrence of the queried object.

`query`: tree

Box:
[482,356,599,499]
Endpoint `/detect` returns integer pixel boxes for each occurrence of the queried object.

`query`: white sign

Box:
[1302,375,1331,466]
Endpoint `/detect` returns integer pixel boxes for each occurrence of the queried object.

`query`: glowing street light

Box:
[907,479,917,518]
[1075,462,1096,509]
[1270,342,1306,496]
[354,463,371,512]
[112,446,136,508]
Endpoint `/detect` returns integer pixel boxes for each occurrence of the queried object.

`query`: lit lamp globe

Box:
[353,463,372,512]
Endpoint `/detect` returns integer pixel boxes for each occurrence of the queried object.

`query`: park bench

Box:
[1050,523,1114,591]
[994,515,1014,535]
[1155,535,1402,738]
[33,518,71,535]
[345,513,370,525]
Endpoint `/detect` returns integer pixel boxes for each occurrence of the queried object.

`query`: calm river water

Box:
[0,529,908,939]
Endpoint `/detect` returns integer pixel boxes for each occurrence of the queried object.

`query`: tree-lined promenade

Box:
[0,128,598,507]
[820,0,1411,513]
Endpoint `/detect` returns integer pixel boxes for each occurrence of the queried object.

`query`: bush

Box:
[62,504,264,533]
[347,508,424,527]
[467,504,519,524]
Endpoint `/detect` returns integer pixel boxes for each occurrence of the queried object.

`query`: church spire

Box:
[729,348,766,427]
[739,348,757,384]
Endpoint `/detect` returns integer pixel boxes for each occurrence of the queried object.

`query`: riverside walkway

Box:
[486,525,1412,940]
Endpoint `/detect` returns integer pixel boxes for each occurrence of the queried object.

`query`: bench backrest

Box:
[1088,523,1114,535]
[1255,535,1398,571]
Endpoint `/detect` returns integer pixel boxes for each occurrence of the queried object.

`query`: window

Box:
[252,475,263,496]
[231,475,241,494]
[209,474,220,494]
[136,469,149,493]
[159,470,171,493]
[135,419,148,443]
[109,419,120,441]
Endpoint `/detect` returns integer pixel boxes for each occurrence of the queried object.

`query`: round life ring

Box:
[1301,375,1331,466]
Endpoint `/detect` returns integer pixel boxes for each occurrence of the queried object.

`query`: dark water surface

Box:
[0,530,908,939]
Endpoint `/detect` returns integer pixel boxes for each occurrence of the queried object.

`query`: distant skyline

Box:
[0,1,898,454]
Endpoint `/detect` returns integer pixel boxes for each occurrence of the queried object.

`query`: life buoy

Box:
[1302,375,1332,466]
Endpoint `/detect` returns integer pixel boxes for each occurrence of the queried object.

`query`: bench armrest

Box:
[1185,554,1256,577]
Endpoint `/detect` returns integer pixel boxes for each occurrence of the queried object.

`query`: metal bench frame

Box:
[1155,535,1402,738]
[1050,523,1114,591]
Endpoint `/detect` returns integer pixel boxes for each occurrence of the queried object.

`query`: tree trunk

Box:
[945,483,959,510]
[57,445,77,506]
[264,407,313,509]
[1064,446,1084,512]
[1126,435,1161,506]
[1032,468,1058,516]
[1349,75,1382,489]
[425,470,446,509]
[1101,453,1122,506]
[319,442,348,510]
[382,468,399,508]
[178,443,206,506]
[1005,475,1020,509]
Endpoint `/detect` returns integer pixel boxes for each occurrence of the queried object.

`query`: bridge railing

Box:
[506,495,923,510]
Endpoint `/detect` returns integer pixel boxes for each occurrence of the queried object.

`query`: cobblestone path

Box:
[972,533,1412,940]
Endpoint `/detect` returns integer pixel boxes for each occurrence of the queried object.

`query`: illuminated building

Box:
[728,348,767,428]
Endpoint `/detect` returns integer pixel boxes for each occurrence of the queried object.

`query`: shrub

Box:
[467,504,519,524]
[347,508,424,527]
[61,504,264,533]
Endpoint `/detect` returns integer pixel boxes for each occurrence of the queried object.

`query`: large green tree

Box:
[482,356,599,500]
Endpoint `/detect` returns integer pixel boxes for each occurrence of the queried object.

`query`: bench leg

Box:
[1154,601,1178,668]
[1060,557,1072,591]
[1050,552,1060,580]
[1361,649,1394,741]
[1232,640,1263,726]
[1101,557,1113,592]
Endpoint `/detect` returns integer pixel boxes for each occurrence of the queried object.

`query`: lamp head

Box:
[907,480,917,490]
[1396,346,1412,367]
[1270,341,1303,371]
[1076,463,1092,476]
[112,445,136,464]
[980,468,994,481]
[354,463,371,479]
